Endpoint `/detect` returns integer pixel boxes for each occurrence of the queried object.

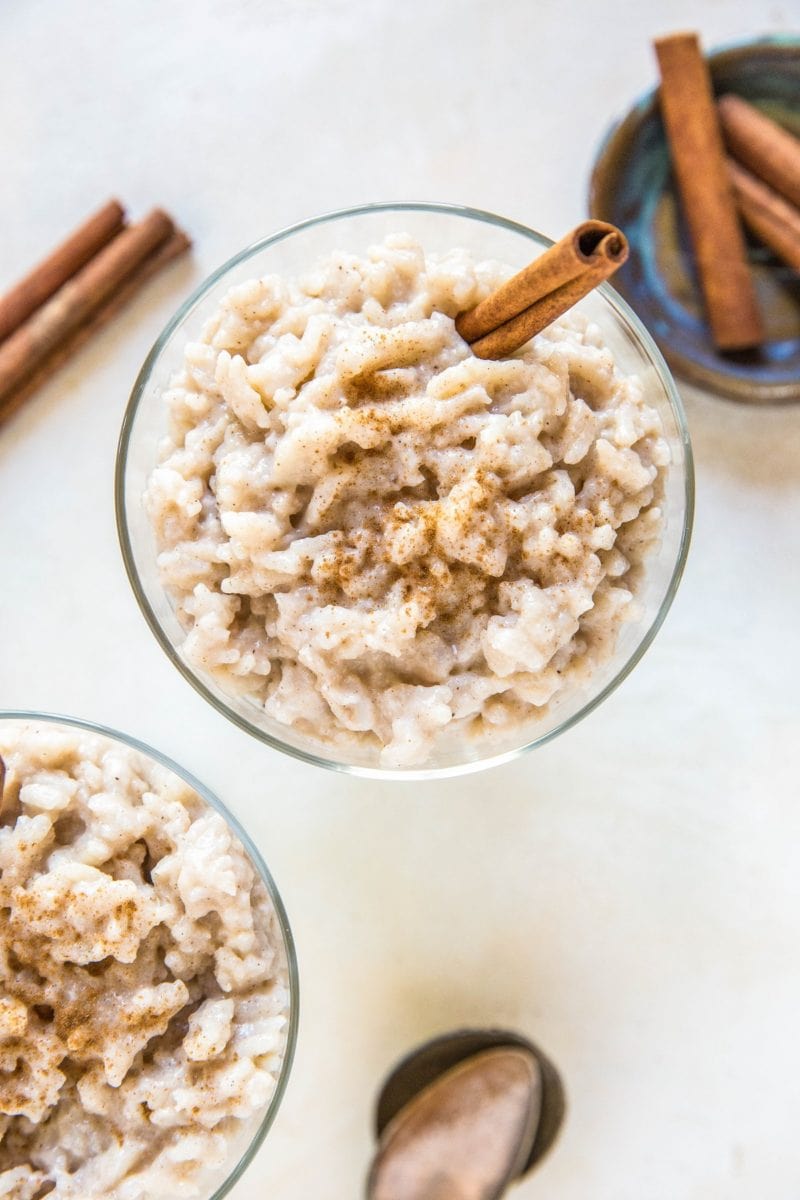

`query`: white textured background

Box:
[2,1,799,1196]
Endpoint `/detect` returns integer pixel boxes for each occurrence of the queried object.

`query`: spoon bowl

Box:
[368,1046,541,1200]
[375,1028,566,1178]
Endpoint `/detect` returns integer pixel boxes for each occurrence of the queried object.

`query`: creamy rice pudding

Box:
[0,723,290,1200]
[145,236,669,767]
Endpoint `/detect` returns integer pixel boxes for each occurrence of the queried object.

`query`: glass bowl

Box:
[116,202,694,780]
[0,710,298,1200]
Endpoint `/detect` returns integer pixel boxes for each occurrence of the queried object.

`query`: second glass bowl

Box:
[117,202,694,779]
[0,710,298,1200]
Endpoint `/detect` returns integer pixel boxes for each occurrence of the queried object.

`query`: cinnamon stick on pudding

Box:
[0,199,125,343]
[718,94,800,210]
[727,159,800,272]
[654,33,763,351]
[0,209,176,407]
[456,220,628,359]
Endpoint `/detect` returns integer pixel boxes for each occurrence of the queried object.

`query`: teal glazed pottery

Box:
[589,37,800,403]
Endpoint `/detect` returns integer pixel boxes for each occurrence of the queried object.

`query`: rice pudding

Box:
[0,722,290,1199]
[145,236,669,767]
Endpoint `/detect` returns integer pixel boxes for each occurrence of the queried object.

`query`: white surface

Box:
[1,1,799,1196]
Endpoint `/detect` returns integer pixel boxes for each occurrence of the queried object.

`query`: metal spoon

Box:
[368,1029,565,1200]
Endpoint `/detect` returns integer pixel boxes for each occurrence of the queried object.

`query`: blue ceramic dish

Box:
[589,36,800,404]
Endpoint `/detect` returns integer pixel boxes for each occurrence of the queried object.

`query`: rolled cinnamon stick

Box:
[0,209,175,406]
[468,241,628,360]
[0,199,125,344]
[0,230,191,427]
[728,159,800,272]
[456,220,626,347]
[654,33,763,351]
[719,94,800,210]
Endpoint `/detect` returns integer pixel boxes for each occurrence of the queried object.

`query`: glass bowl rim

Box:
[115,200,695,781]
[0,707,299,1200]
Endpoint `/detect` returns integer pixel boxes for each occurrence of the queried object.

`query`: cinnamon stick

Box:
[719,94,800,210]
[0,230,191,427]
[456,220,627,351]
[727,159,800,272]
[456,221,628,359]
[0,209,175,407]
[0,199,125,343]
[654,33,763,350]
